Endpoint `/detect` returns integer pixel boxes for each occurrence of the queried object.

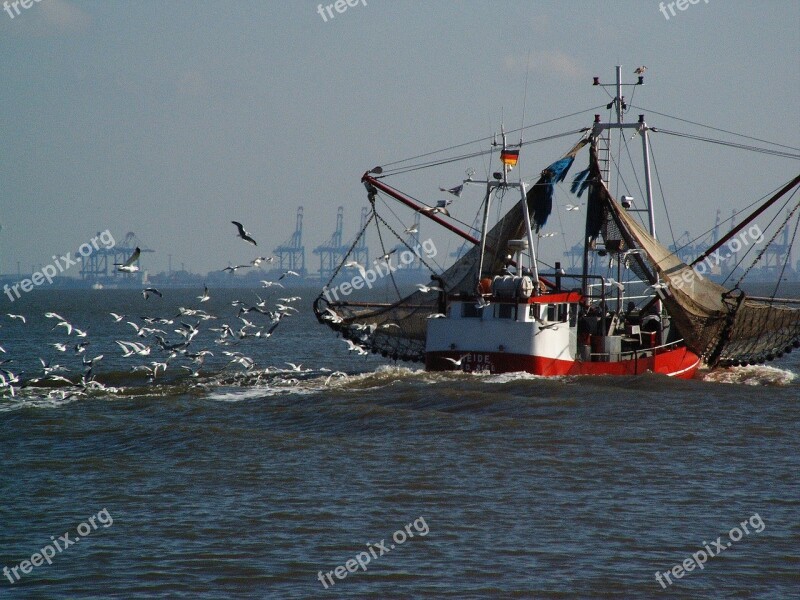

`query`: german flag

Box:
[500,148,519,167]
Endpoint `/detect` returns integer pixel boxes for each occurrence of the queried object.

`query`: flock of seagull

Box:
[3,204,568,401]
[0,221,359,402]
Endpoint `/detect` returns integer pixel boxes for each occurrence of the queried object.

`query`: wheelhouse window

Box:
[495,303,515,319]
[558,304,568,322]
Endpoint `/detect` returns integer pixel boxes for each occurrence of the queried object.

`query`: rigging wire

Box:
[372,213,403,299]
[772,207,800,300]
[376,195,446,273]
[380,129,589,177]
[669,180,789,255]
[374,184,480,234]
[646,138,678,248]
[376,105,604,171]
[630,104,800,152]
[727,189,799,287]
[651,128,800,160]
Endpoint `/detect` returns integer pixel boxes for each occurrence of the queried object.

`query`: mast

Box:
[474,128,536,288]
[588,67,656,306]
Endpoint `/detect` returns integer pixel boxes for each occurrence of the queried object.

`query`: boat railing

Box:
[586,338,687,361]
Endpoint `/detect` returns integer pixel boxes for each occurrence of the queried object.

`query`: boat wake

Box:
[3,361,795,412]
[702,365,796,386]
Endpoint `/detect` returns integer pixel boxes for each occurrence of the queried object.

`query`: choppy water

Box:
[1,287,798,598]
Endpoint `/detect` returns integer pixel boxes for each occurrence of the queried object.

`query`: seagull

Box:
[416,283,443,293]
[110,312,126,322]
[634,66,647,75]
[142,288,163,300]
[439,184,464,197]
[375,249,397,264]
[427,313,447,319]
[116,340,151,357]
[222,264,251,274]
[442,354,470,367]
[320,308,342,324]
[6,314,26,323]
[45,312,66,321]
[565,204,580,211]
[39,357,68,375]
[342,339,368,355]
[228,355,255,370]
[404,225,419,234]
[344,261,367,279]
[422,199,451,217]
[53,320,73,335]
[278,270,300,280]
[231,221,257,246]
[82,354,104,367]
[325,371,348,386]
[115,247,141,272]
[261,280,284,288]
[50,343,68,352]
[251,256,274,267]
[198,285,210,302]
[538,232,557,238]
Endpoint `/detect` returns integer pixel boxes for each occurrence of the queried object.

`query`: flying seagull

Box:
[115,247,141,272]
[231,221,257,246]
[375,249,397,264]
[421,200,451,217]
[142,288,163,300]
[404,225,419,234]
[442,354,470,367]
[222,264,251,274]
[278,270,300,280]
[416,283,443,293]
[344,261,367,279]
[198,285,210,302]
[439,184,464,197]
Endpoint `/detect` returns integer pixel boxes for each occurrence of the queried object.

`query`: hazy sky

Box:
[1,0,798,276]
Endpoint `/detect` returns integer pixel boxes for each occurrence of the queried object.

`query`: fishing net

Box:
[593,143,800,367]
[312,190,533,361]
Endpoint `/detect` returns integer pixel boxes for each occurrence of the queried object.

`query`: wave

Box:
[702,364,796,386]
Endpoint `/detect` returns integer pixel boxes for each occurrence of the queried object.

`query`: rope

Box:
[772,206,800,300]
[651,128,800,160]
[378,106,605,170]
[319,210,375,291]
[734,192,800,287]
[380,129,590,177]
[630,104,800,152]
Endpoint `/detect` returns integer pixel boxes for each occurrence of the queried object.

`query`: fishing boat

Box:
[314,67,800,378]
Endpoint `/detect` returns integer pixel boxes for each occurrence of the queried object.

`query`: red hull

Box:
[426,346,701,379]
